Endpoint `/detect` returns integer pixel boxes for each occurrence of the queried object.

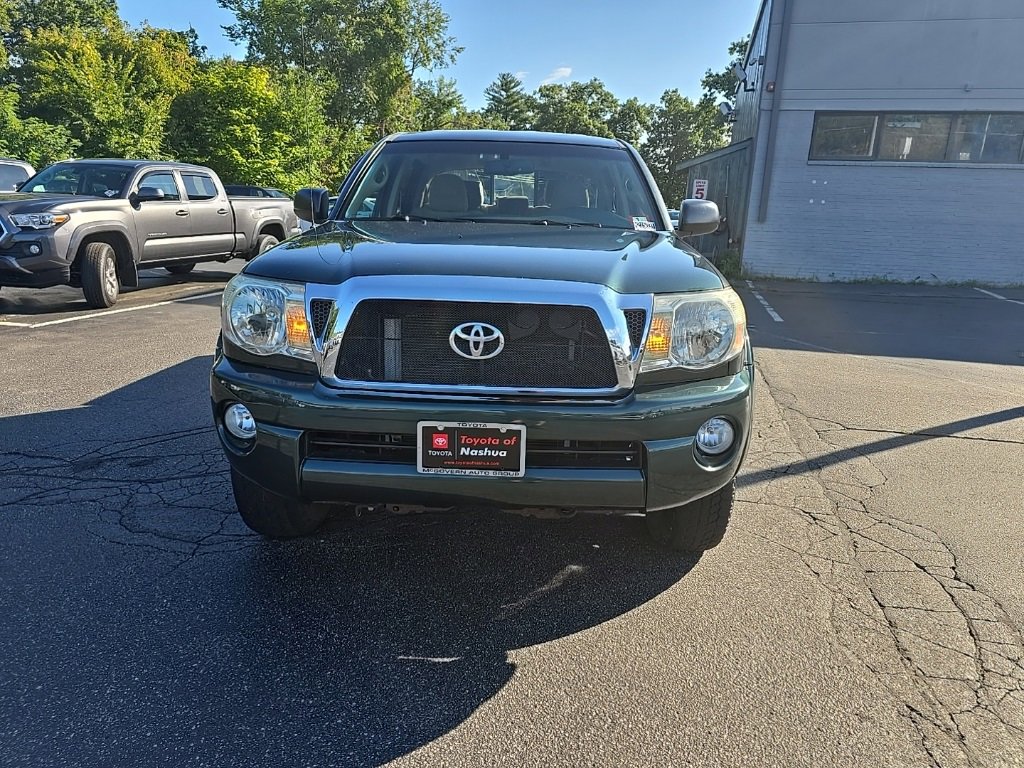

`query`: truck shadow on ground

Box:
[0,268,234,316]
[0,356,698,767]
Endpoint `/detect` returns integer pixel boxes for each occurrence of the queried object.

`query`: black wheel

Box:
[80,241,119,308]
[645,481,734,553]
[249,234,279,260]
[230,467,328,538]
[165,263,195,275]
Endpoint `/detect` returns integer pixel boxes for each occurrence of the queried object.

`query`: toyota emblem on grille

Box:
[449,322,505,360]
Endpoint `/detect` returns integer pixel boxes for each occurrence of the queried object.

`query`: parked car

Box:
[213,130,753,553]
[0,159,35,193]
[0,159,300,307]
[223,185,290,199]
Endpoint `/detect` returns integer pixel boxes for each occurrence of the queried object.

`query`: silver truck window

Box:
[139,172,181,202]
[182,173,219,201]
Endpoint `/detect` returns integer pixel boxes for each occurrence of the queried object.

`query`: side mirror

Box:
[135,186,166,203]
[676,199,720,236]
[294,187,331,224]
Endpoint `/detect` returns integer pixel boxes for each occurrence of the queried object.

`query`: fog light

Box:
[695,417,735,456]
[28,244,42,255]
[224,403,256,440]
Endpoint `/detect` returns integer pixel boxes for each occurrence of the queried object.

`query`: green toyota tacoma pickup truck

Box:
[212,130,753,552]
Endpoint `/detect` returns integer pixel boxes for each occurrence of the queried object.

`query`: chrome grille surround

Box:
[304,275,654,398]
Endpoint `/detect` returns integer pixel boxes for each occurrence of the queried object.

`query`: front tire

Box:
[230,467,328,538]
[645,481,734,553]
[80,241,119,309]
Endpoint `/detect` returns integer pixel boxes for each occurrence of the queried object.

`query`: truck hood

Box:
[243,221,726,295]
[0,193,135,216]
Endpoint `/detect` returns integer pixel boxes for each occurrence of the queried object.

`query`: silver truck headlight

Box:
[640,288,747,371]
[222,275,312,359]
[11,212,70,229]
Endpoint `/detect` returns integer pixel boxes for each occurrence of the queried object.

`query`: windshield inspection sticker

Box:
[632,216,656,231]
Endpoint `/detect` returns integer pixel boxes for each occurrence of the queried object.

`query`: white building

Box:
[681,0,1024,285]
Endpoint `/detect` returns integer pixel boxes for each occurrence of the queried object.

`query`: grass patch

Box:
[712,249,743,280]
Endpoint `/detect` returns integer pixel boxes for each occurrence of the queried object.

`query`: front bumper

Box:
[0,232,70,288]
[211,354,754,513]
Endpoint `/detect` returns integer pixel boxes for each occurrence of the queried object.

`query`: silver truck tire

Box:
[230,467,328,538]
[645,481,734,553]
[80,241,119,309]
[165,263,195,275]
[249,234,279,260]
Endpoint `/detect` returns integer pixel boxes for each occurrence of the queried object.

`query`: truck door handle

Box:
[217,209,229,215]
[175,209,189,217]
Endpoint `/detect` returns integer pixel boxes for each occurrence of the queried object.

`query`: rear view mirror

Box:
[676,199,720,236]
[295,187,331,224]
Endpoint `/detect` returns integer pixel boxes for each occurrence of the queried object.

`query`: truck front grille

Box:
[306,431,641,469]
[334,300,618,390]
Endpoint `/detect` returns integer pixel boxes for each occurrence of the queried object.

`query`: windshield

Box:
[21,163,131,198]
[0,163,30,192]
[343,139,662,230]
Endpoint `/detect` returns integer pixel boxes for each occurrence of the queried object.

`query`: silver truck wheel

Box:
[80,241,119,309]
[230,467,328,538]
[165,263,195,275]
[645,481,735,553]
[249,234,279,260]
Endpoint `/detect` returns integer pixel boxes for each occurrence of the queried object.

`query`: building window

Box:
[949,114,1024,163]
[878,114,953,162]
[809,111,1024,164]
[809,114,878,159]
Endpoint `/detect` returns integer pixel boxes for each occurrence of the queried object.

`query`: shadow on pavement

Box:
[739,405,1024,489]
[741,282,1024,366]
[0,267,235,317]
[0,356,697,767]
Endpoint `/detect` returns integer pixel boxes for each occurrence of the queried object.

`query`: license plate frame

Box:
[416,421,526,477]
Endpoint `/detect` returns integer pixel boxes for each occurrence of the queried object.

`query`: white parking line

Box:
[18,291,223,329]
[974,287,1024,307]
[745,280,784,322]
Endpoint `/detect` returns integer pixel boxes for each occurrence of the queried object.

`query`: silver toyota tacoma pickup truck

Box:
[0,159,299,308]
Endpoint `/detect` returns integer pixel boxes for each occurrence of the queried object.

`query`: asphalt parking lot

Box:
[1,271,1022,767]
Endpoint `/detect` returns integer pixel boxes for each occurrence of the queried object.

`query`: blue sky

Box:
[118,0,760,108]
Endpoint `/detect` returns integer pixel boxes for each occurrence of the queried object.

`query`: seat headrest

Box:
[424,174,468,212]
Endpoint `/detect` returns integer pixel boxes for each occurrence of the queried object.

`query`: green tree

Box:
[219,0,462,136]
[166,61,332,193]
[640,89,726,205]
[483,72,533,130]
[413,76,463,131]
[17,22,196,158]
[0,88,79,166]
[2,0,119,59]
[532,78,618,137]
[608,97,652,146]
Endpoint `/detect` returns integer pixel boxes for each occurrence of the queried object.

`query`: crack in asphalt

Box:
[0,426,257,565]
[738,365,1024,767]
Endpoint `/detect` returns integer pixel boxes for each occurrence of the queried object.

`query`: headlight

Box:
[11,212,70,229]
[640,288,747,371]
[221,275,312,359]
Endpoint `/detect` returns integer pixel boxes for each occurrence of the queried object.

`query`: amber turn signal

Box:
[286,303,310,347]
[646,313,672,358]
